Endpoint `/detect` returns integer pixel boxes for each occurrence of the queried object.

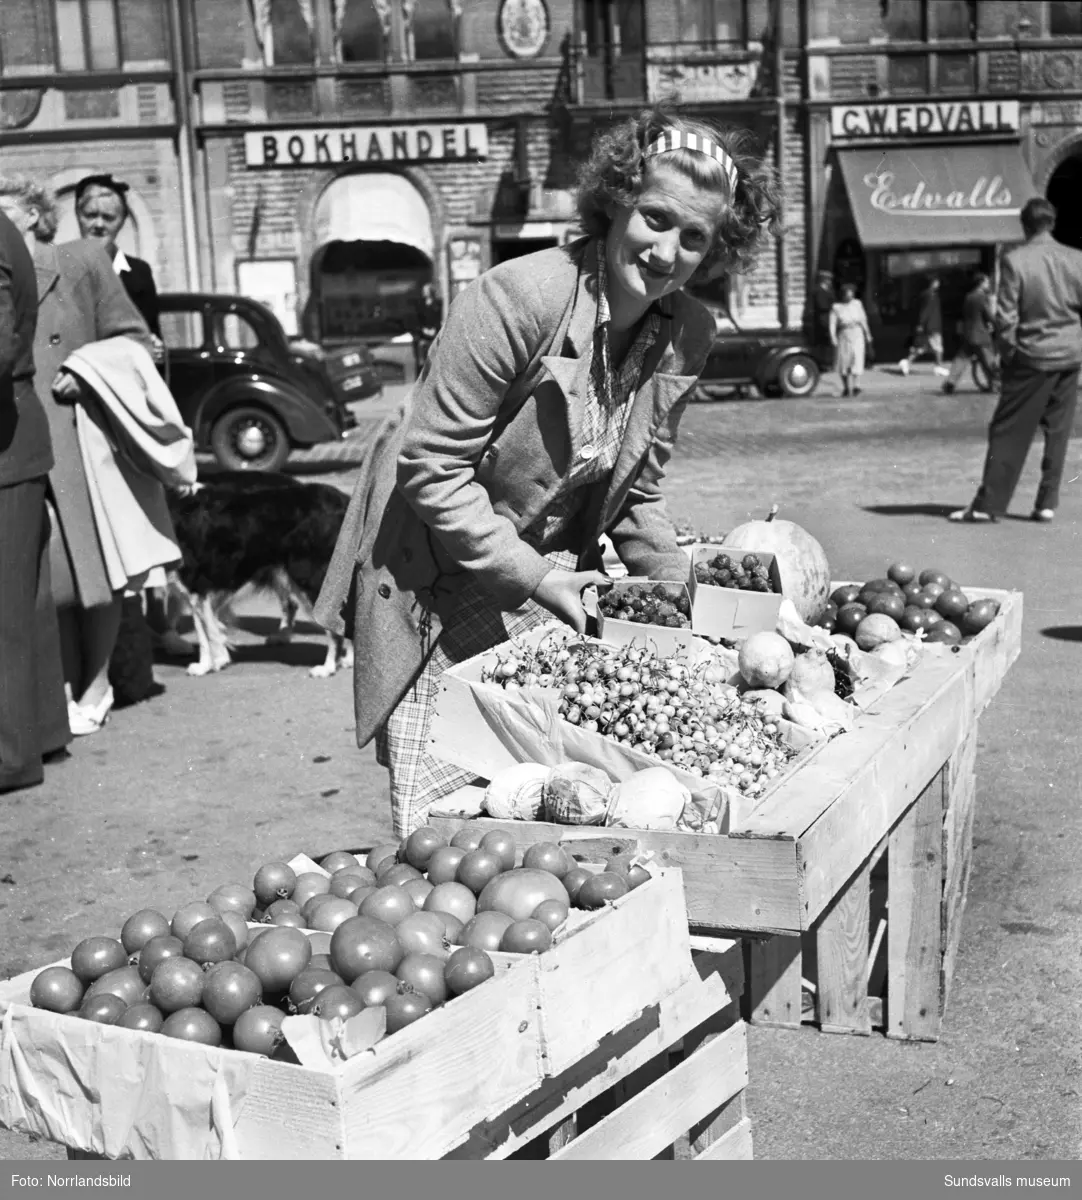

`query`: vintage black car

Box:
[158,293,378,471]
[694,312,833,400]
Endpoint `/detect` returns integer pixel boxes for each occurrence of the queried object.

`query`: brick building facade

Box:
[3,1,1082,356]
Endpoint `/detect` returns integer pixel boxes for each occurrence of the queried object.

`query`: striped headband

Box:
[645,129,738,194]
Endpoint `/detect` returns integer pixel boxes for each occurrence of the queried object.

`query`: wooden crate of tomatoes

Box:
[0,835,750,1160]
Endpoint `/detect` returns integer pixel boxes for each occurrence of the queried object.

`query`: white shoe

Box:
[898,360,910,376]
[934,366,950,377]
[69,687,114,737]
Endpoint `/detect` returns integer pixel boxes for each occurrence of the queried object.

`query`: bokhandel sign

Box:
[831,101,1020,140]
[245,123,489,168]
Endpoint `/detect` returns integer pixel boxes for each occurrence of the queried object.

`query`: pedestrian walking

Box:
[943,271,998,395]
[899,276,949,377]
[412,282,443,375]
[315,107,782,837]
[950,197,1082,524]
[0,207,71,794]
[811,269,835,349]
[829,282,873,397]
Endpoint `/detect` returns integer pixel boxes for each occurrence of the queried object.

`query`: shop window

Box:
[930,0,976,40]
[214,312,261,351]
[675,0,747,47]
[336,0,387,62]
[1050,2,1082,36]
[54,0,120,71]
[116,0,169,68]
[410,0,456,60]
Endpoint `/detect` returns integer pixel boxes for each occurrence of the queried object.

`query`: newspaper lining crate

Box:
[431,586,1022,1042]
[0,870,751,1159]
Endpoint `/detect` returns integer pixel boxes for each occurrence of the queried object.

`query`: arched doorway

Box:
[1048,153,1082,250]
[305,171,436,346]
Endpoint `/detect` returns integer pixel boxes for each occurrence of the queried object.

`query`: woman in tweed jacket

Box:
[317,107,782,835]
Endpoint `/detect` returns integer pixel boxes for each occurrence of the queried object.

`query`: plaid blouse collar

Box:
[593,240,671,332]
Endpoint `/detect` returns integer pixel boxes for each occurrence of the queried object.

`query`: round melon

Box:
[723,516,831,624]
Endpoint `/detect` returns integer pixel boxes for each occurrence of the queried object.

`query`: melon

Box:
[723,511,831,623]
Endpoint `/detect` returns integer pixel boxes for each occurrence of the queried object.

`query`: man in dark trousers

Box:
[0,209,70,793]
[943,271,997,395]
[811,269,835,348]
[951,197,1082,523]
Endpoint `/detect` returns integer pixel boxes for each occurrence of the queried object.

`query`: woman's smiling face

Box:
[604,160,728,319]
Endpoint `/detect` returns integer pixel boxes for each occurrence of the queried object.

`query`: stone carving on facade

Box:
[0,90,44,131]
[1020,50,1081,91]
[647,58,760,104]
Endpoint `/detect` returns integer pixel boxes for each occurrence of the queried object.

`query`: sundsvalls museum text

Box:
[10,1174,132,1187]
[944,1176,1072,1188]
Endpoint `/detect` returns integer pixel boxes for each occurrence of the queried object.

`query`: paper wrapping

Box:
[0,1005,251,1159]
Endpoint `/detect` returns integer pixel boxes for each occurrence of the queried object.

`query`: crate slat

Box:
[816,861,872,1035]
[745,936,803,1029]
[694,1114,753,1161]
[548,1022,748,1161]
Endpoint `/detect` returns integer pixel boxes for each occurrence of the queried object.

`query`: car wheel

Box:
[776,355,820,398]
[211,407,290,472]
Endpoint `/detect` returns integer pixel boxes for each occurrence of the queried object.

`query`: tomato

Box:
[443,947,494,996]
[272,911,306,929]
[206,883,257,921]
[120,909,171,957]
[423,881,476,924]
[530,900,569,932]
[348,885,378,908]
[70,937,127,985]
[118,1003,164,1033]
[458,911,514,952]
[311,984,365,1022]
[137,935,184,984]
[219,910,250,952]
[308,897,359,933]
[308,953,334,971]
[85,966,149,1009]
[377,863,423,888]
[395,953,448,1007]
[521,843,572,879]
[394,912,448,956]
[479,830,517,871]
[149,957,205,1013]
[438,913,466,944]
[286,967,344,1014]
[302,892,345,924]
[29,966,84,1014]
[401,827,446,872]
[78,994,127,1025]
[476,868,571,922]
[262,898,301,922]
[349,969,399,1008]
[171,901,218,942]
[320,851,361,874]
[365,843,400,875]
[232,1005,285,1056]
[291,872,332,912]
[918,568,952,590]
[561,868,593,905]
[626,865,651,891]
[425,846,467,885]
[925,622,962,645]
[499,919,552,955]
[383,989,432,1034]
[253,862,297,908]
[449,827,485,853]
[830,584,861,608]
[962,598,999,635]
[329,916,404,982]
[161,1007,222,1046]
[455,849,504,895]
[243,926,312,995]
[183,919,238,968]
[329,869,372,899]
[359,885,415,928]
[402,877,435,909]
[575,873,629,910]
[202,962,262,1025]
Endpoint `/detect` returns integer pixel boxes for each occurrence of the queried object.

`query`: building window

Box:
[251,0,315,66]
[1050,2,1082,36]
[336,0,388,62]
[55,0,120,71]
[883,0,924,40]
[0,0,56,75]
[675,0,747,46]
[409,0,456,60]
[930,0,976,40]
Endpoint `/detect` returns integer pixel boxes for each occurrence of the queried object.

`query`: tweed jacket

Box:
[316,238,716,748]
[0,213,52,487]
[32,239,152,607]
[995,231,1082,369]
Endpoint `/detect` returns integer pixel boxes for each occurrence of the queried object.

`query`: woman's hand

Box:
[51,370,82,403]
[531,568,609,634]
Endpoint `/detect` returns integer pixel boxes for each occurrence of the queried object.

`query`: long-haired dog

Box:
[164,471,354,678]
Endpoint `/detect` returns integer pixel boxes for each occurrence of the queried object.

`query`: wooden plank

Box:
[675,1088,746,1159]
[690,940,745,1005]
[941,849,974,1013]
[943,798,976,944]
[886,775,945,1042]
[444,969,734,1159]
[549,1022,748,1161]
[816,862,872,1035]
[430,816,805,934]
[695,1114,754,1161]
[746,936,803,1029]
[791,663,969,926]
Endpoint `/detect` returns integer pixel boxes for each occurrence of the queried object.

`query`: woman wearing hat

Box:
[317,106,782,836]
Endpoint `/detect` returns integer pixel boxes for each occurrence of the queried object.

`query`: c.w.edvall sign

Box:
[831,101,1020,140]
[245,123,489,168]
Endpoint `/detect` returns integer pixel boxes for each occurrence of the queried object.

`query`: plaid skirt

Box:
[376,548,579,837]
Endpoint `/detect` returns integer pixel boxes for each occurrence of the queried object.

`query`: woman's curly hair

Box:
[0,174,60,243]
[575,106,783,278]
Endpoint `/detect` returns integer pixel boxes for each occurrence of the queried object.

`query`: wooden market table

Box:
[430,587,1023,1043]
